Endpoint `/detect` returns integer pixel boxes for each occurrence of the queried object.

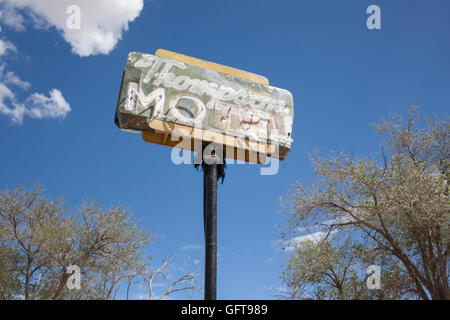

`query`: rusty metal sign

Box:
[115,50,294,162]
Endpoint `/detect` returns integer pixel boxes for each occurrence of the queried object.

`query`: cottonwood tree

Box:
[281,108,449,300]
[0,186,200,300]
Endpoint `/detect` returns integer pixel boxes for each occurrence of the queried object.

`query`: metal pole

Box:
[203,158,218,300]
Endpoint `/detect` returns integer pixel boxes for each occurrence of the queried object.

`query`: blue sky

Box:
[0,0,448,299]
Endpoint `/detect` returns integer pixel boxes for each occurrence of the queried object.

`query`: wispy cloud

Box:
[0,82,24,124]
[265,257,275,264]
[0,38,16,56]
[0,3,25,31]
[284,230,337,251]
[319,215,355,227]
[180,244,203,251]
[4,71,30,90]
[274,216,354,253]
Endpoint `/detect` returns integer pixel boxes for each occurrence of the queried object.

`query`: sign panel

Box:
[115,51,294,162]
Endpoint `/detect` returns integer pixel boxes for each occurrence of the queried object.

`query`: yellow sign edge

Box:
[155,49,269,86]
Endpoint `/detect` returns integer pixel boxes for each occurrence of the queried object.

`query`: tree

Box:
[281,108,449,300]
[136,253,200,300]
[0,186,200,300]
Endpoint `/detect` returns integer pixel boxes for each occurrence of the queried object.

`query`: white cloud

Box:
[294,232,328,243]
[0,82,71,124]
[0,70,71,125]
[151,282,165,288]
[0,3,25,31]
[0,10,72,125]
[0,81,25,124]
[1,0,144,56]
[284,231,336,252]
[320,215,355,227]
[0,38,16,56]
[0,1,139,123]
[275,217,355,253]
[27,88,71,120]
[0,51,70,124]
[4,70,30,89]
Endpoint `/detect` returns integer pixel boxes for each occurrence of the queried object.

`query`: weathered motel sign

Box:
[115,49,294,163]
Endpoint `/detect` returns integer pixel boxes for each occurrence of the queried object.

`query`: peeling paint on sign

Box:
[115,51,294,160]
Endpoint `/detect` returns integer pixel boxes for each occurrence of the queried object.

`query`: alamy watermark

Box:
[366,5,381,30]
[66,5,81,30]
[66,264,81,290]
[366,264,381,290]
[168,129,281,176]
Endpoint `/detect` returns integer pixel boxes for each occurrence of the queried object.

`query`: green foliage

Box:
[281,108,449,300]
